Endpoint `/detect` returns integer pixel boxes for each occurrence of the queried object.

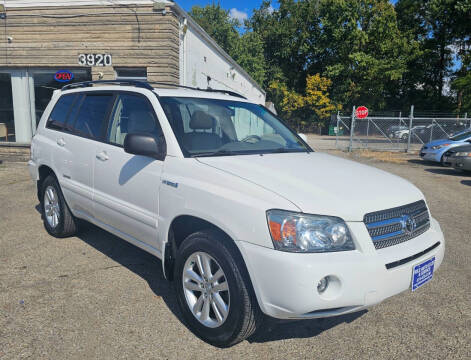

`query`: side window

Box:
[106,93,161,146]
[46,94,77,130]
[63,95,83,133]
[71,94,113,140]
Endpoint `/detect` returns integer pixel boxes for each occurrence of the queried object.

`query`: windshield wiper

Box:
[191,149,241,158]
[267,148,309,154]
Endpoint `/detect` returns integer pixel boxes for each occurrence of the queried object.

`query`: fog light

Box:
[317,277,329,293]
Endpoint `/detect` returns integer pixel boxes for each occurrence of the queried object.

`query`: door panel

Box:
[93,144,162,243]
[93,93,164,247]
[51,93,114,217]
[56,133,97,218]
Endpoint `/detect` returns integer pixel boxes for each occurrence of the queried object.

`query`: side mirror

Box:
[298,133,308,142]
[124,133,166,161]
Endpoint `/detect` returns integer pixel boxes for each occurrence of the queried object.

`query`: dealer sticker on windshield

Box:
[412,257,435,291]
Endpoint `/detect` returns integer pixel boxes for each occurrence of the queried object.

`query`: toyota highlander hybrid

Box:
[28,81,445,347]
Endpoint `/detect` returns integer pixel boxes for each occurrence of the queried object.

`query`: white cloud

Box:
[267,5,275,14]
[229,8,248,23]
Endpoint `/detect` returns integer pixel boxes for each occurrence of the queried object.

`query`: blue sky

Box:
[177,1,275,21]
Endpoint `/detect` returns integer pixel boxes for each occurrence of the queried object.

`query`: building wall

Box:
[0,3,180,83]
[181,23,266,104]
[0,1,266,145]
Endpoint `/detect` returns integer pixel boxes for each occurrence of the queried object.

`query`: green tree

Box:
[189,4,239,56]
[269,73,340,129]
[250,0,414,111]
[396,0,459,111]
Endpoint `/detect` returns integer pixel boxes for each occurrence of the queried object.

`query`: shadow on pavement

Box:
[425,168,464,176]
[407,159,436,166]
[461,180,471,186]
[35,207,367,344]
[247,311,366,343]
[74,221,184,323]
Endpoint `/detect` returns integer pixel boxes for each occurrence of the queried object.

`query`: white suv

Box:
[29,81,445,347]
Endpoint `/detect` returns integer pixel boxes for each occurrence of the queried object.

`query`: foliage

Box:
[189,5,266,86]
[190,0,471,127]
[269,74,340,126]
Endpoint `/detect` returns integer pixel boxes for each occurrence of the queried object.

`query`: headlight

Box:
[431,143,450,150]
[266,210,355,253]
[453,151,471,157]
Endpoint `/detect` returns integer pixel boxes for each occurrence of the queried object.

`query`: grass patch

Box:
[353,150,409,164]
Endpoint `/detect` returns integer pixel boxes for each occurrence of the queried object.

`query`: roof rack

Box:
[148,82,247,99]
[62,80,247,99]
[62,80,153,91]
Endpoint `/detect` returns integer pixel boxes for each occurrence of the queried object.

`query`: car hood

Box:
[447,144,471,153]
[197,152,424,221]
[424,138,454,147]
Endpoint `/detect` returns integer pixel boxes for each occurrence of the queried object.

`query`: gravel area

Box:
[0,154,470,359]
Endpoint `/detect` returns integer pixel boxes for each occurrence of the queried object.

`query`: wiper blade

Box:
[191,149,239,157]
[267,148,309,154]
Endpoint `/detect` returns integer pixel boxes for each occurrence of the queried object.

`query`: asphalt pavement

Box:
[0,154,470,359]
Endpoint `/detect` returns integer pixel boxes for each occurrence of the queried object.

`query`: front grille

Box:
[364,200,430,249]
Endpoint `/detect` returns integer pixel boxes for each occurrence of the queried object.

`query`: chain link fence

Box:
[333,106,471,152]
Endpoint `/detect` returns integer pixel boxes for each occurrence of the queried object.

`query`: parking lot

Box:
[1,152,470,359]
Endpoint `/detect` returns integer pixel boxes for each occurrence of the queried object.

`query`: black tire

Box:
[174,229,262,347]
[440,154,449,167]
[40,175,78,237]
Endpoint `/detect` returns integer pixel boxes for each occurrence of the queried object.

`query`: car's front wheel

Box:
[174,230,261,347]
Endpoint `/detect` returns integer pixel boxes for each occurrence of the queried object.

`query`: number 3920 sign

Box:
[78,53,112,67]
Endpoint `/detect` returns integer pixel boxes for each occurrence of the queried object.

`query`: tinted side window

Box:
[46,95,77,130]
[63,95,83,133]
[72,94,113,140]
[107,93,161,146]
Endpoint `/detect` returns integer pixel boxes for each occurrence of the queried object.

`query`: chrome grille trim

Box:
[364,200,430,249]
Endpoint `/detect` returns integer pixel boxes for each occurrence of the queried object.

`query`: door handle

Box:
[96,151,109,161]
[56,138,66,147]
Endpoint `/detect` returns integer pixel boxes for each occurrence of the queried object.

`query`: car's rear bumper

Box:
[28,159,39,181]
[237,218,444,319]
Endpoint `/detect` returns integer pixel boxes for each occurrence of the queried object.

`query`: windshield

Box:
[159,97,310,157]
[449,130,471,141]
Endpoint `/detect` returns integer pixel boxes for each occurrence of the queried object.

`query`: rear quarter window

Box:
[46,94,77,131]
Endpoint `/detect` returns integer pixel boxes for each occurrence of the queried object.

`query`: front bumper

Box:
[443,155,471,171]
[419,148,442,162]
[237,218,444,319]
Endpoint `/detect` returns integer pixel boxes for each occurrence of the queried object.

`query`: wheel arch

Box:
[37,164,57,201]
[163,215,247,284]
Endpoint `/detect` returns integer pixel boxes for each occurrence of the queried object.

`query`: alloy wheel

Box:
[44,185,60,228]
[182,251,230,328]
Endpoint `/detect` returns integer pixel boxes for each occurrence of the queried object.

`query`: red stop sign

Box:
[356,106,368,119]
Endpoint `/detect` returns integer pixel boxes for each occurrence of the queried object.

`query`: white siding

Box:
[181,24,265,104]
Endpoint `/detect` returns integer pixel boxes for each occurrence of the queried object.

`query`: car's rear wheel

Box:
[40,175,78,237]
[174,229,261,347]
